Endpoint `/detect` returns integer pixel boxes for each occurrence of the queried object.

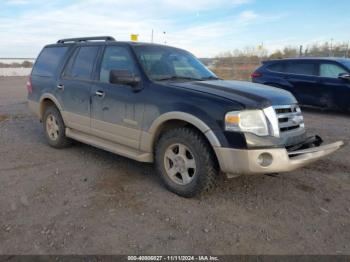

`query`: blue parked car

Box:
[251,58,350,111]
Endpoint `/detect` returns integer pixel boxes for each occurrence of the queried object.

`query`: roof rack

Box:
[57,36,116,44]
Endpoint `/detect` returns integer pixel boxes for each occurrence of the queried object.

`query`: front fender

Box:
[139,111,222,154]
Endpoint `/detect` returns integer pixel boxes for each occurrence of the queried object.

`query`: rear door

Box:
[57,45,100,133]
[90,44,145,149]
[317,61,350,109]
[261,62,293,91]
[282,61,319,106]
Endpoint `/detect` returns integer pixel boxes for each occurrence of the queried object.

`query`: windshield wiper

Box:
[155,76,203,81]
[200,76,220,80]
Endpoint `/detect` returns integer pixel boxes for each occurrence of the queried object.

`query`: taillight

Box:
[26,76,33,93]
[251,72,262,78]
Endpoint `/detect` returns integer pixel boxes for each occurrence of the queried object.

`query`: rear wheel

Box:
[43,106,71,148]
[155,127,218,198]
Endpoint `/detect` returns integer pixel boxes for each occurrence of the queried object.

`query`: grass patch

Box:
[0,114,8,122]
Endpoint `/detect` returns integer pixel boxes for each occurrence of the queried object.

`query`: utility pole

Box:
[151,29,154,43]
[330,38,334,57]
[299,45,303,57]
[163,31,167,45]
[345,41,349,58]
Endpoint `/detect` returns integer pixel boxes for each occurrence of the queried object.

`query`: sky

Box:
[0,0,349,58]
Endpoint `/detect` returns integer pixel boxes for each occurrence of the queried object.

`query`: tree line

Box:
[0,61,33,68]
[214,41,349,63]
[206,41,349,80]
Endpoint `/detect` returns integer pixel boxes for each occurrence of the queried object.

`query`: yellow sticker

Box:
[130,34,138,42]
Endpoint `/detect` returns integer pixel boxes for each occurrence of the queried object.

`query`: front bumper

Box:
[214,141,344,176]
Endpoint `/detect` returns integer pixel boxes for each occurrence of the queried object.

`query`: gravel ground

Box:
[0,77,349,255]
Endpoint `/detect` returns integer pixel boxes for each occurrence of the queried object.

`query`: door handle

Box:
[95,91,105,97]
[57,84,64,90]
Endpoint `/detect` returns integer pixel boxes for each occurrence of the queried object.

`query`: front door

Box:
[90,45,145,149]
[317,62,350,110]
[57,45,100,133]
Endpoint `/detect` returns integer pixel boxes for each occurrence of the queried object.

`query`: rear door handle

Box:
[57,84,64,90]
[95,91,105,97]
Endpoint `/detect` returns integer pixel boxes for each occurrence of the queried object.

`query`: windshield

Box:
[341,61,350,70]
[133,45,217,81]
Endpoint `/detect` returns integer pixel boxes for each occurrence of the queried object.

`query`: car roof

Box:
[45,40,181,50]
[40,36,193,55]
[263,57,350,64]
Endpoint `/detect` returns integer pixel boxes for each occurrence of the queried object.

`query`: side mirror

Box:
[338,72,350,81]
[109,69,140,87]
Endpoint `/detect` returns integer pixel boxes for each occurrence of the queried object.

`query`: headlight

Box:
[225,110,269,136]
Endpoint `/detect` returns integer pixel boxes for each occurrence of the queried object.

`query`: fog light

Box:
[257,153,273,167]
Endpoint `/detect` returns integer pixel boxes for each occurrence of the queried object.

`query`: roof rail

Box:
[57,36,116,44]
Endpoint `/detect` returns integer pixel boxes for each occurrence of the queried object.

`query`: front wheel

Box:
[155,127,218,198]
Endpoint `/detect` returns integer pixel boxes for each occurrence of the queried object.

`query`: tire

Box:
[43,105,71,148]
[155,127,218,198]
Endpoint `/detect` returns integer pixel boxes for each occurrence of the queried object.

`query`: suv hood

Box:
[170,80,297,108]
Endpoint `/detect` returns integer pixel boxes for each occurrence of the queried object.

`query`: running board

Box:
[65,128,153,163]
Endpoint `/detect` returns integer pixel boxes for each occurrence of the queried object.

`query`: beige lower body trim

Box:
[27,100,40,118]
[215,141,344,176]
[66,128,152,162]
[62,111,140,150]
[140,131,154,152]
[61,111,90,134]
[30,102,150,161]
[61,111,147,161]
[91,118,140,149]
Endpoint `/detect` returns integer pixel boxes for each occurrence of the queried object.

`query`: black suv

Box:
[27,36,343,197]
[252,58,350,111]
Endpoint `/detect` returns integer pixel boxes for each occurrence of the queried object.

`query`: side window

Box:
[284,62,317,76]
[64,46,99,80]
[267,62,284,73]
[32,47,68,76]
[99,46,136,83]
[319,63,347,78]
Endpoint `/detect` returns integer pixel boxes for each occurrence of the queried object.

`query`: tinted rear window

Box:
[64,46,99,80]
[32,47,68,76]
[284,62,317,76]
[266,62,284,72]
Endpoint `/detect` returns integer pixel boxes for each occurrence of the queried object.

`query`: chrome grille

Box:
[273,105,305,135]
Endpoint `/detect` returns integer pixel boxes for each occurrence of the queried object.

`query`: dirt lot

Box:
[0,77,349,255]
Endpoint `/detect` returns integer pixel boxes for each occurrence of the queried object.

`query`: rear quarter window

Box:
[266,62,284,72]
[32,47,68,77]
